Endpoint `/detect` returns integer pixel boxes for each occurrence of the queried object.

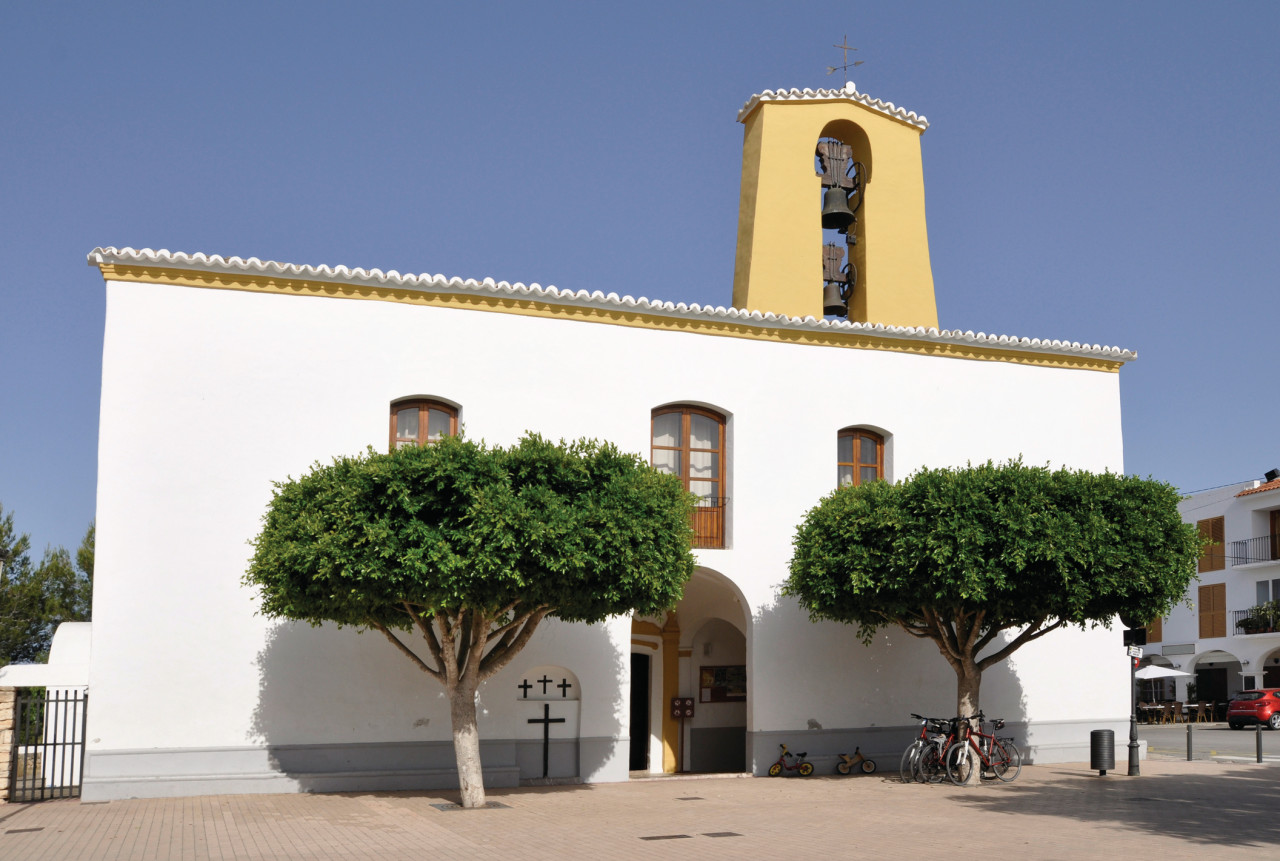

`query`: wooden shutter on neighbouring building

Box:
[1198,583,1226,639]
[1197,517,1225,573]
[1147,616,1162,643]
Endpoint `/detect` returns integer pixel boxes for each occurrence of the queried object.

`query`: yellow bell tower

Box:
[731,82,939,328]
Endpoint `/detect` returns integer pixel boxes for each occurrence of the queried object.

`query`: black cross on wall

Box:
[527,702,566,778]
[518,679,532,698]
[537,675,553,694]
[557,678,573,698]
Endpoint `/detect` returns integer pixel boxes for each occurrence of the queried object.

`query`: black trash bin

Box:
[1090,729,1115,775]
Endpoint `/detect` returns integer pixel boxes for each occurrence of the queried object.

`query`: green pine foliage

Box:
[0,508,93,666]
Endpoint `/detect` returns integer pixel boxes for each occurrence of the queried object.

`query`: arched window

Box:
[838,428,883,487]
[390,399,458,450]
[652,406,726,548]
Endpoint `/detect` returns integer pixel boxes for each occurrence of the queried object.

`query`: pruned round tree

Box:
[785,461,1200,719]
[246,433,696,808]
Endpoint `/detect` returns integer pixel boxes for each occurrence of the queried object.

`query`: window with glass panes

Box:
[389,399,458,450]
[652,406,726,548]
[837,429,883,487]
[651,407,724,501]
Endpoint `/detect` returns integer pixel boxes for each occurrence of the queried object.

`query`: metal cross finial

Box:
[826,35,864,78]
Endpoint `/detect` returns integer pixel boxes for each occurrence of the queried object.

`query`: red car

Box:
[1227,689,1280,729]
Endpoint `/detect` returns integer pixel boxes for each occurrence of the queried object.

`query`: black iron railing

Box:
[692,497,728,549]
[1231,608,1280,636]
[7,689,88,802]
[1229,534,1280,566]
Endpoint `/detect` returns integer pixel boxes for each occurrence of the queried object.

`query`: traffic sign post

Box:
[1127,645,1140,776]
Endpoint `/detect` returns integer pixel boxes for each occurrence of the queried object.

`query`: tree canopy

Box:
[785,461,1200,716]
[246,433,696,806]
[0,506,93,667]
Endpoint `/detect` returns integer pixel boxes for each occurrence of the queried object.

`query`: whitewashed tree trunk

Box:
[450,679,486,808]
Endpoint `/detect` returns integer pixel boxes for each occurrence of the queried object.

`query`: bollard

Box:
[1090,729,1115,776]
[1258,723,1264,763]
[1187,722,1193,761]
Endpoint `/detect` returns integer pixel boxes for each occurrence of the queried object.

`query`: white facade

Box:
[79,245,1138,801]
[1157,475,1280,708]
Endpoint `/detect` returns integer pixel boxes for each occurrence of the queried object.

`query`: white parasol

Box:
[1134,665,1192,680]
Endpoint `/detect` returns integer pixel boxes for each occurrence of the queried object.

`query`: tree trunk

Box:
[449,680,486,808]
[956,659,982,720]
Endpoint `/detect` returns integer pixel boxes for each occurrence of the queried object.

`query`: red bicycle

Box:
[944,712,1022,785]
[767,743,814,777]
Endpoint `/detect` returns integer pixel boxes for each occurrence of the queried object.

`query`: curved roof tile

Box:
[86,247,1136,363]
[737,82,929,130]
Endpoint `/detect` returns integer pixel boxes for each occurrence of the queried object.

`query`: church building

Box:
[81,82,1135,800]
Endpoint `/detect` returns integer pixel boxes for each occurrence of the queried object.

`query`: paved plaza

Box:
[2,759,1278,860]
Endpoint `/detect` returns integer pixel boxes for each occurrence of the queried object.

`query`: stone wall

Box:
[0,687,15,802]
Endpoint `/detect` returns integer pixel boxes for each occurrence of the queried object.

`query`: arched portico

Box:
[1259,646,1280,688]
[1187,650,1246,702]
[629,567,750,774]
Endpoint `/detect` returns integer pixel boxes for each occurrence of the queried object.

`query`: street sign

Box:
[1127,646,1143,658]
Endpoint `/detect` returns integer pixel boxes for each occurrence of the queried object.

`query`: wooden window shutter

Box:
[1147,615,1162,643]
[1198,517,1225,573]
[1198,583,1226,639]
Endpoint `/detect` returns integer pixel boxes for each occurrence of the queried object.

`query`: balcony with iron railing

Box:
[691,497,728,550]
[1229,534,1280,566]
[1230,606,1280,636]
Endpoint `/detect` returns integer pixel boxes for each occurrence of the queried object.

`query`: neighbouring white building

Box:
[1149,470,1280,713]
[78,82,1140,801]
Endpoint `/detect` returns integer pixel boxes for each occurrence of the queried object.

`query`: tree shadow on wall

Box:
[749,594,1030,767]
[951,765,1280,847]
[248,618,624,795]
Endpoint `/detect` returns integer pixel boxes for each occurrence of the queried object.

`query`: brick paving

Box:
[1,760,1277,860]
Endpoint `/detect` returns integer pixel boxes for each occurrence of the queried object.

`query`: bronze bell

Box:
[821,187,855,230]
[823,282,848,317]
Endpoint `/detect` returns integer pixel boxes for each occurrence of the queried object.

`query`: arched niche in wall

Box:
[515,665,581,780]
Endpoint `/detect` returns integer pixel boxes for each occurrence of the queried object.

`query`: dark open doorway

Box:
[629,653,650,771]
[1197,667,1228,702]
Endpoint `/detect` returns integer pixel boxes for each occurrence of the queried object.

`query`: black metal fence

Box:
[8,689,88,802]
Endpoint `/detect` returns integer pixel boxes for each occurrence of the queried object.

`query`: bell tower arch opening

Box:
[731,82,938,329]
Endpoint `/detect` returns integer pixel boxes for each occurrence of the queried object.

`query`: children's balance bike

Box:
[835,746,877,774]
[767,743,814,776]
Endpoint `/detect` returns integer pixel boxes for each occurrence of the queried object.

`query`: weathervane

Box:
[826,35,864,80]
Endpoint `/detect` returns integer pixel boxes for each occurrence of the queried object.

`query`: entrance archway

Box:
[630,567,749,774]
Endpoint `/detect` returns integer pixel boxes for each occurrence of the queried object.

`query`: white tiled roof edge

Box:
[737,82,929,130]
[87,247,1136,362]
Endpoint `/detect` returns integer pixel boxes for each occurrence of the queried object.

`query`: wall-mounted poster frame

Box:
[699,665,746,703]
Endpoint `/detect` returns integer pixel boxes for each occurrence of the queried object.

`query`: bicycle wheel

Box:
[860,759,876,774]
[768,762,782,777]
[914,741,946,784]
[945,741,977,786]
[899,741,923,783]
[990,740,1022,782]
[837,761,851,775]
[798,762,814,776]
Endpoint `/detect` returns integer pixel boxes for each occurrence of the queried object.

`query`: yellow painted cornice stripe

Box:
[93,262,1124,373]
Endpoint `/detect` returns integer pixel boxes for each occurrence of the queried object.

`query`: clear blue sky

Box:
[3,2,1278,557]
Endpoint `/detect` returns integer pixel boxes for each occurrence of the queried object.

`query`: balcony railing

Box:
[1230,608,1280,636]
[691,497,728,549]
[1229,534,1280,566]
